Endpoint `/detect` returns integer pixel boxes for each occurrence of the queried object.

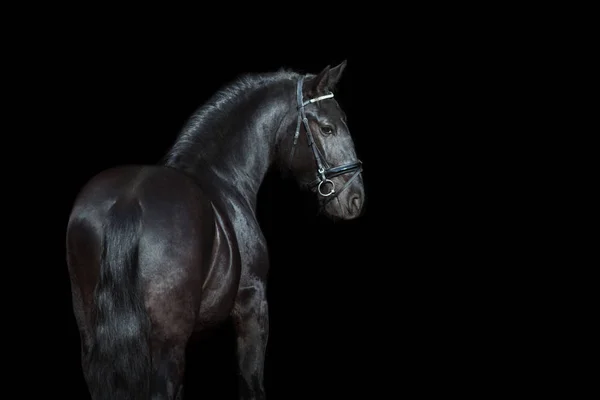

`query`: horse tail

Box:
[87,199,151,400]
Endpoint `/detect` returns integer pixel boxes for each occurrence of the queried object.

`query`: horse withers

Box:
[66,60,365,400]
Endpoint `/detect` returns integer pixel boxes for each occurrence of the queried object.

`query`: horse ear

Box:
[309,64,331,95]
[327,59,347,89]
[308,60,347,95]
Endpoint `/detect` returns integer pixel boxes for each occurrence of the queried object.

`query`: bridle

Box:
[288,76,363,207]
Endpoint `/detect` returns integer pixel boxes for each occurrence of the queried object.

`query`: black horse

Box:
[66,61,365,400]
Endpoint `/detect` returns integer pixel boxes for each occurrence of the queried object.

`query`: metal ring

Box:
[317,179,335,197]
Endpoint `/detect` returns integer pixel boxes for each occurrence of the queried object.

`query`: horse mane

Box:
[161,68,301,171]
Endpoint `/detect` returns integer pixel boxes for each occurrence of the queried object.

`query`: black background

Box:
[7,9,548,399]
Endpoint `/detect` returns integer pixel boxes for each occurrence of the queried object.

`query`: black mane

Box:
[161,69,301,173]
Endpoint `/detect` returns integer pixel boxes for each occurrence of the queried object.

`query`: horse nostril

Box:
[349,194,362,215]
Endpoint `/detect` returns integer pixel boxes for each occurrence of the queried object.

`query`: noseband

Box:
[288,77,363,207]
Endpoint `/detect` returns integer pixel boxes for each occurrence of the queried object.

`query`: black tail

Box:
[87,199,151,400]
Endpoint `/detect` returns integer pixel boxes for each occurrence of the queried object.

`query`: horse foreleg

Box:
[232,278,269,400]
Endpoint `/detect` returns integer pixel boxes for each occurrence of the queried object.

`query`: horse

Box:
[65,60,366,400]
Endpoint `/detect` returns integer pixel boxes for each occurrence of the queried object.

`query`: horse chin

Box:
[320,197,354,221]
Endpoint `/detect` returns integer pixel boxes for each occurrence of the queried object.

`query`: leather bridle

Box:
[288,76,363,207]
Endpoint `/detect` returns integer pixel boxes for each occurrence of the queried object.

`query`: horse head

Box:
[279,60,365,220]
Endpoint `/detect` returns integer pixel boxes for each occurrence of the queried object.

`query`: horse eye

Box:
[320,125,334,135]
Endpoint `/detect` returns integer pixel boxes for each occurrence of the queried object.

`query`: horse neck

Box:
[162,74,297,208]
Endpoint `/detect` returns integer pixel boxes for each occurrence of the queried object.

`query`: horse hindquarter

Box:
[67,165,241,399]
